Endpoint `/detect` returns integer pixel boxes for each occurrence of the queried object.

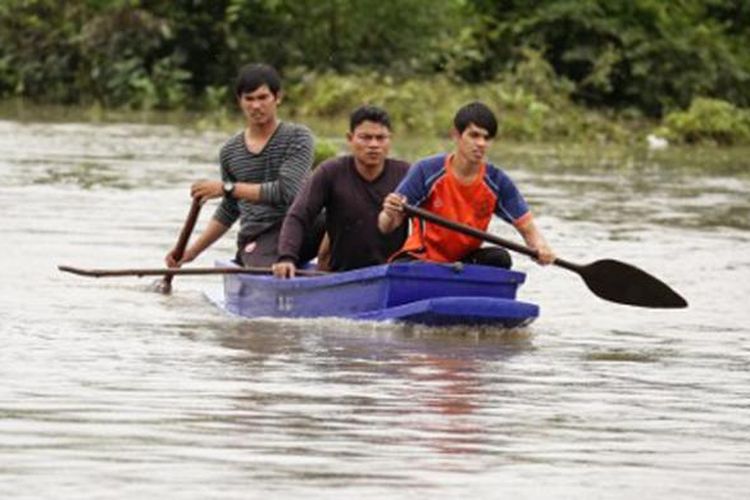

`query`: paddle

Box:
[403,204,688,309]
[155,197,202,294]
[58,265,326,278]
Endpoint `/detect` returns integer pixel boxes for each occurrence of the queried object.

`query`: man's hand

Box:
[531,242,556,265]
[272,259,297,279]
[190,180,223,202]
[517,219,556,266]
[164,246,196,268]
[382,192,406,215]
[378,193,407,233]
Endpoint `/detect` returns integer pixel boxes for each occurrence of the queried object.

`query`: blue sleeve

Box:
[395,154,446,205]
[395,161,429,205]
[490,168,530,224]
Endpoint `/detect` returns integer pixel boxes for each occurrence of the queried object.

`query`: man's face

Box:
[454,123,492,165]
[347,120,391,169]
[237,84,280,126]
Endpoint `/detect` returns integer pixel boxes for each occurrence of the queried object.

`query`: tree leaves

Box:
[0,0,748,121]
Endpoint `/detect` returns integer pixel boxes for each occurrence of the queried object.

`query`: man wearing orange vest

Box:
[377,101,555,268]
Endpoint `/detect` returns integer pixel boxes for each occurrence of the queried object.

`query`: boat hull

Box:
[217,261,539,327]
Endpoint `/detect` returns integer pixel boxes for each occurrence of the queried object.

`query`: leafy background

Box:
[1,0,749,144]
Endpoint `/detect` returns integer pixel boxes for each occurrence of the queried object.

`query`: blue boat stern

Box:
[355,296,539,327]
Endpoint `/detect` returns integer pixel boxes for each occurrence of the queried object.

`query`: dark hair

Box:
[453,101,498,138]
[234,63,282,98]
[349,105,392,132]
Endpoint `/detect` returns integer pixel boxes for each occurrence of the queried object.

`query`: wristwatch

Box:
[222,181,235,197]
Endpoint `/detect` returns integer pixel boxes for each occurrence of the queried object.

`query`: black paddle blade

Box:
[578,259,687,308]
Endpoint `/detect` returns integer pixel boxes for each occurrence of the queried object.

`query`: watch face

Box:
[223,182,234,194]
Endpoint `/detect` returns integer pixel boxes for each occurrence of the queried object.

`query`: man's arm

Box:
[192,127,314,206]
[165,218,229,267]
[259,127,315,206]
[515,218,556,265]
[190,178,262,203]
[486,166,555,265]
[273,163,330,278]
[378,160,429,234]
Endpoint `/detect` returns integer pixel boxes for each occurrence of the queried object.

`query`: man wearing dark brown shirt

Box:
[273,106,410,278]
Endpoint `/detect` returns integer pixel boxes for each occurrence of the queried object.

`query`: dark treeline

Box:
[1,0,749,142]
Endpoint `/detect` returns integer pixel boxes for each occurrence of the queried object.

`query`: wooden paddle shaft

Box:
[403,204,580,271]
[162,197,202,287]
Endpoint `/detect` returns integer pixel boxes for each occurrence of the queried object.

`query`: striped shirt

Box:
[213,122,314,245]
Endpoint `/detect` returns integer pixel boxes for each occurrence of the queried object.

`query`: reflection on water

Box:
[181,319,539,479]
[1,118,750,499]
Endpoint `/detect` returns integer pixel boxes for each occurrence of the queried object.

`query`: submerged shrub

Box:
[661,98,750,145]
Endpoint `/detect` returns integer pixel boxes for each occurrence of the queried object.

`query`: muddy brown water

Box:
[1,118,749,499]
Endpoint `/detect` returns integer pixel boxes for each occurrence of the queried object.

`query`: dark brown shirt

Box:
[278,155,410,271]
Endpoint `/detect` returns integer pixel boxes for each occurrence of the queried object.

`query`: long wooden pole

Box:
[58,265,326,278]
[157,197,202,293]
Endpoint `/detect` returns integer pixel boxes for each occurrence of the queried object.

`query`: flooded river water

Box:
[1,117,749,499]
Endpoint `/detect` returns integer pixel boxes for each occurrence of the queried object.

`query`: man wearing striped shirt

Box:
[165,64,319,268]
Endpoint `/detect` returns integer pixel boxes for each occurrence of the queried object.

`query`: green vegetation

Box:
[285,51,631,144]
[659,98,750,145]
[312,138,339,167]
[2,0,749,145]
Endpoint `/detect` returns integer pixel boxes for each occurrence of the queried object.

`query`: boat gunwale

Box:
[218,261,528,291]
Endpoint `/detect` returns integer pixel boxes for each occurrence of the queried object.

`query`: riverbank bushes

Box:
[659,98,750,146]
[2,0,750,145]
[283,51,633,144]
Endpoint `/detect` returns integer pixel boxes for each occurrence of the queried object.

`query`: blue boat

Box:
[213,261,539,327]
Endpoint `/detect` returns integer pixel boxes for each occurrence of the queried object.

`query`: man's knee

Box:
[463,247,512,268]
